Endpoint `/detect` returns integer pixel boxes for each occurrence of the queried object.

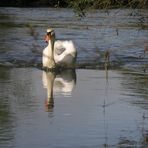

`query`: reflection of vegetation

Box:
[118,112,148,147]
[121,71,148,109]
[26,23,38,40]
[0,101,14,145]
[118,70,148,147]
[0,68,14,146]
[0,67,10,80]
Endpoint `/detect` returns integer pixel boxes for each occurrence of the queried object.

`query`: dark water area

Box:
[0,8,148,72]
[0,8,148,148]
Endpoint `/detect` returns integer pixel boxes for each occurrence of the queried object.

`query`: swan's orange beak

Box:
[44,34,52,43]
[44,35,49,43]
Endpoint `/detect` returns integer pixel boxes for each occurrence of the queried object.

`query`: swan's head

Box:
[44,28,55,43]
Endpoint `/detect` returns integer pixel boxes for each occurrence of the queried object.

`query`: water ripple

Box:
[0,8,148,73]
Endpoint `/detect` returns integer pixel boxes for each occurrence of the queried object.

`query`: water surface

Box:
[0,8,148,148]
[0,67,148,147]
[0,8,148,72]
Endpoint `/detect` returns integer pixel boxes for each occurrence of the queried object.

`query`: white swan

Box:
[42,28,77,69]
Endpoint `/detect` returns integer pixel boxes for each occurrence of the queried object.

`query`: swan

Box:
[42,28,77,69]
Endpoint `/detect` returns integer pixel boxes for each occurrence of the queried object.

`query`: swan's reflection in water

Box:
[42,69,76,111]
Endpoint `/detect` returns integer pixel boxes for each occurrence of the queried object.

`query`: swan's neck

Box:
[44,39,55,68]
[47,40,54,58]
[49,37,54,48]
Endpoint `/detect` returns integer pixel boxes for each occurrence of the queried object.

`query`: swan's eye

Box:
[47,32,51,36]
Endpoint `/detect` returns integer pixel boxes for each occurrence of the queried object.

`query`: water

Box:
[0,8,148,71]
[0,8,148,147]
[0,67,148,147]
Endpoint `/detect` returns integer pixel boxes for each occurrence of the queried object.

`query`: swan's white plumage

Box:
[42,41,55,68]
[42,28,77,68]
[54,40,77,65]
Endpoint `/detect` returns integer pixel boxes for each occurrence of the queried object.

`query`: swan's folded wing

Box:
[54,40,76,55]
[54,41,66,55]
[54,40,77,64]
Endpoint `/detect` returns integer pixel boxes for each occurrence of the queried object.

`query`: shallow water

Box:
[0,67,148,147]
[0,8,148,72]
